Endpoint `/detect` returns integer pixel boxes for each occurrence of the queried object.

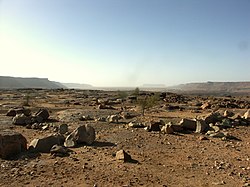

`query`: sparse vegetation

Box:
[22,93,31,106]
[138,94,159,116]
[117,90,128,100]
[133,87,140,96]
[117,90,128,110]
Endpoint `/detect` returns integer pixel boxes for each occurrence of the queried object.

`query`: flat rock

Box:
[29,134,64,153]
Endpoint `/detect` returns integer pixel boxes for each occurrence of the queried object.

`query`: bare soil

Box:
[0,89,249,187]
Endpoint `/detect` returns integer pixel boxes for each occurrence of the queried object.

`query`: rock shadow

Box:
[92,141,116,147]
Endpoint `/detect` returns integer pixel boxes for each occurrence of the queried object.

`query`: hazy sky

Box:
[0,0,249,87]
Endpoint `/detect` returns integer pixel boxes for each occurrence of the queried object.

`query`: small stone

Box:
[243,110,250,120]
[42,124,49,130]
[212,181,226,185]
[161,123,174,134]
[223,110,234,117]
[58,124,68,134]
[116,149,132,162]
[31,123,42,130]
[128,121,145,128]
[199,136,209,140]
[201,102,211,110]
[50,145,69,156]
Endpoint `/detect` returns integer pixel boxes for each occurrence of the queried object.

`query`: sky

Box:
[0,0,249,87]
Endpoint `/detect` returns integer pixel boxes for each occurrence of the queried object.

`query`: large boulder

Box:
[29,134,64,153]
[0,130,27,159]
[64,124,95,147]
[35,108,50,122]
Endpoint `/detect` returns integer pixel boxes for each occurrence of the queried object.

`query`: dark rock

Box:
[121,112,137,119]
[12,114,32,126]
[58,124,68,134]
[161,123,174,134]
[204,112,222,124]
[79,115,94,121]
[146,121,161,132]
[6,109,16,116]
[0,130,27,159]
[171,124,184,132]
[179,118,196,131]
[35,108,49,122]
[195,119,209,133]
[16,108,31,116]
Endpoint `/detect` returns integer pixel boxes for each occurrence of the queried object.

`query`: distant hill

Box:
[169,81,250,95]
[61,83,94,90]
[0,76,66,89]
[142,84,166,88]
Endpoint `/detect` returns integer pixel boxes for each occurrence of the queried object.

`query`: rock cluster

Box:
[2,107,97,159]
[128,110,249,140]
[10,108,50,126]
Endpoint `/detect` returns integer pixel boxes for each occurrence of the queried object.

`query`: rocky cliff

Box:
[0,76,66,89]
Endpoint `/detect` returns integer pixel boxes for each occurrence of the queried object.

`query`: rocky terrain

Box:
[0,88,249,187]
